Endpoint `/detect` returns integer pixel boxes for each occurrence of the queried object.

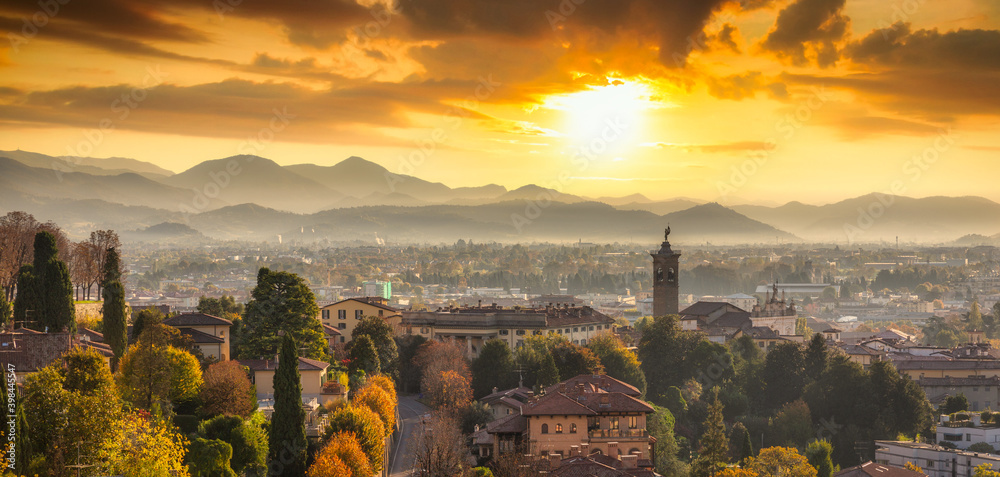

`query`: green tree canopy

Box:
[691,387,730,477]
[102,247,128,358]
[351,315,399,381]
[186,438,237,477]
[471,338,517,399]
[348,334,381,379]
[197,413,268,476]
[240,268,327,360]
[588,334,647,396]
[762,342,806,411]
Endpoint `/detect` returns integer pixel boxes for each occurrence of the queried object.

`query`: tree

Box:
[639,315,721,402]
[348,334,381,378]
[806,440,834,477]
[804,333,829,380]
[0,287,10,326]
[354,383,397,431]
[738,423,754,464]
[905,462,924,473]
[943,393,970,414]
[240,268,327,360]
[23,347,124,477]
[471,338,517,399]
[692,388,730,477]
[116,336,203,409]
[588,334,647,396]
[762,342,806,411]
[12,265,37,326]
[198,295,244,318]
[649,404,686,476]
[975,463,1000,477]
[745,447,817,477]
[197,413,269,476]
[351,315,399,380]
[102,411,190,477]
[771,400,813,448]
[186,438,237,477]
[31,231,75,332]
[200,361,256,418]
[131,307,165,343]
[268,335,308,476]
[102,247,128,358]
[324,405,386,472]
[396,334,427,393]
[412,413,470,477]
[414,339,473,411]
[969,301,985,332]
[514,336,560,389]
[550,339,604,379]
[968,442,997,454]
[309,432,371,477]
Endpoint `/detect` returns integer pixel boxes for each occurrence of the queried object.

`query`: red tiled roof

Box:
[164,313,233,326]
[321,324,342,336]
[522,392,597,416]
[486,412,528,434]
[326,297,399,313]
[548,374,642,397]
[179,327,225,344]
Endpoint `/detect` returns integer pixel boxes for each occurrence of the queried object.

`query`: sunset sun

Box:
[543,79,661,147]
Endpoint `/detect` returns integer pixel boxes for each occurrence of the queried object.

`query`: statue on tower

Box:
[665,225,671,241]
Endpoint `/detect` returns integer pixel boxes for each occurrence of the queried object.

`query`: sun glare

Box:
[542,79,661,144]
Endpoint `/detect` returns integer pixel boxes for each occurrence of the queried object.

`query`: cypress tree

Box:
[0,288,11,326]
[268,335,307,476]
[12,265,37,327]
[739,424,754,464]
[101,248,128,358]
[691,387,730,477]
[29,232,75,332]
[348,335,381,378]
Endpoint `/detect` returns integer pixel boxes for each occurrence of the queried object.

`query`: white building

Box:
[877,440,1000,477]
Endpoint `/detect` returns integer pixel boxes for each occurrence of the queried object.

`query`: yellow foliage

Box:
[311,432,372,477]
[355,383,396,430]
[716,468,760,477]
[744,447,817,477]
[368,375,397,403]
[102,411,190,477]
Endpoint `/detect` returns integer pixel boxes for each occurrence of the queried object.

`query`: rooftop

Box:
[163,313,233,327]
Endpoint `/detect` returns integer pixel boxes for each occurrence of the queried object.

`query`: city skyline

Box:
[0,0,998,204]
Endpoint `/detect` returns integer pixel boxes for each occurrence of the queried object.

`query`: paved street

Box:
[389,394,428,477]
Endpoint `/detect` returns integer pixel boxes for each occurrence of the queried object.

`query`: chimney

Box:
[608,442,619,456]
[493,386,498,394]
[581,443,590,455]
[570,445,580,457]
[621,455,638,469]
[549,453,561,469]
[631,450,643,461]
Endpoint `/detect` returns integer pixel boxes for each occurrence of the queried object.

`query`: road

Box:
[389,394,428,477]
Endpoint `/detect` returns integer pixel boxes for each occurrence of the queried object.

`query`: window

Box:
[926,460,935,469]
[556,329,562,334]
[533,330,542,335]
[338,323,346,330]
[340,336,345,343]
[565,328,570,334]
[571,423,577,434]
[322,310,330,320]
[573,327,579,332]
[338,310,346,320]
[589,326,594,331]
[629,416,638,429]
[967,434,972,441]
[610,417,619,429]
[541,424,549,434]
[975,387,980,392]
[378,310,384,317]
[605,324,610,329]
[500,329,509,335]
[555,424,563,433]
[580,339,587,345]
[355,310,363,319]
[516,330,525,336]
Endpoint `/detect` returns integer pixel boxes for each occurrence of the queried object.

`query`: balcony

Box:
[588,428,649,440]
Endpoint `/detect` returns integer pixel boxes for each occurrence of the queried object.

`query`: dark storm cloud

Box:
[847,22,1000,71]
[397,0,736,67]
[760,0,850,67]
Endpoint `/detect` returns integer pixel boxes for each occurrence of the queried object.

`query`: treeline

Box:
[873,267,956,292]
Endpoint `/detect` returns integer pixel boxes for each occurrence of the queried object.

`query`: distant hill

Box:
[615,198,704,215]
[286,156,506,203]
[164,155,338,214]
[121,222,207,243]
[0,149,171,180]
[734,195,1000,243]
[0,156,220,212]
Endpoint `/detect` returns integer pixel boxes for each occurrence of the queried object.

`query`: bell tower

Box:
[651,226,681,316]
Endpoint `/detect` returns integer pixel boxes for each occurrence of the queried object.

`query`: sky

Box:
[0,0,998,205]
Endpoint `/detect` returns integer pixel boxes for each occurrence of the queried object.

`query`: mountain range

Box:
[1,149,998,245]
